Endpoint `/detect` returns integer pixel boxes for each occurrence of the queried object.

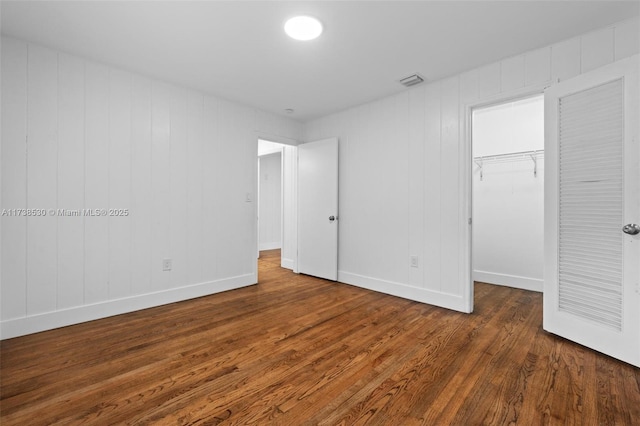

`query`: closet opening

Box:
[471,94,544,293]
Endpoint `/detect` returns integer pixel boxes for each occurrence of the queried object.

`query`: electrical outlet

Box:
[410,256,418,268]
[162,258,172,271]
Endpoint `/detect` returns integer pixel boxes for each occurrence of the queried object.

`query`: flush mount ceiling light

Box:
[284,16,323,41]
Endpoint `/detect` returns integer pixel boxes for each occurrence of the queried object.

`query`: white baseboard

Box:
[281,257,295,271]
[338,271,470,313]
[1,273,256,340]
[259,242,281,251]
[473,270,542,292]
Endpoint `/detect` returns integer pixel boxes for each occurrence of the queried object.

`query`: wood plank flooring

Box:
[1,249,639,425]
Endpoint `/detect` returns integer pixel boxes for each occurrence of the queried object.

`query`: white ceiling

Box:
[1,1,638,122]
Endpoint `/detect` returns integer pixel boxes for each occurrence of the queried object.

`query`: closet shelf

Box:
[474,150,544,181]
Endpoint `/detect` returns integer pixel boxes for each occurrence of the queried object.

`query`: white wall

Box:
[472,96,544,157]
[280,144,298,271]
[472,96,544,292]
[0,36,302,338]
[303,17,639,312]
[258,152,282,250]
[258,139,284,156]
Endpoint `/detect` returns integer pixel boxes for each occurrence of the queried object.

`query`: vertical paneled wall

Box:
[0,37,302,338]
[303,18,639,312]
[2,37,28,321]
[27,45,58,315]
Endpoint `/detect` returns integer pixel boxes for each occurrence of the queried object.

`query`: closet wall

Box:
[472,96,544,291]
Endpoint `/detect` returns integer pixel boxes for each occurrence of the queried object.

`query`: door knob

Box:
[623,224,640,235]
[329,216,336,222]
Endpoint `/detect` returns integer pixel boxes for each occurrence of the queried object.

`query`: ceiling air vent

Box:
[399,73,425,87]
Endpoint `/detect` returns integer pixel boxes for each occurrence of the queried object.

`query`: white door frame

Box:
[463,85,548,313]
[256,134,299,273]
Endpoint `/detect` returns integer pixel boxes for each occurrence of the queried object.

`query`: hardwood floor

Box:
[1,249,639,425]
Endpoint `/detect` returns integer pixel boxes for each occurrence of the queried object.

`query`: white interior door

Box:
[544,55,639,367]
[298,138,338,280]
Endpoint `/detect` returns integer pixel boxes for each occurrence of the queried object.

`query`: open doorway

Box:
[258,139,285,265]
[471,94,544,292]
[258,144,283,251]
[257,138,298,275]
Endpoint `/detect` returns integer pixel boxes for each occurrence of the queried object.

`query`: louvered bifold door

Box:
[544,55,639,367]
[558,79,624,330]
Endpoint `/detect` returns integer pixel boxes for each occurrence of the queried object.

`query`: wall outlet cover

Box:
[162,258,172,271]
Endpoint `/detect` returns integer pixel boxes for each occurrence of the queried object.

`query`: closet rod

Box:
[474,150,544,181]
